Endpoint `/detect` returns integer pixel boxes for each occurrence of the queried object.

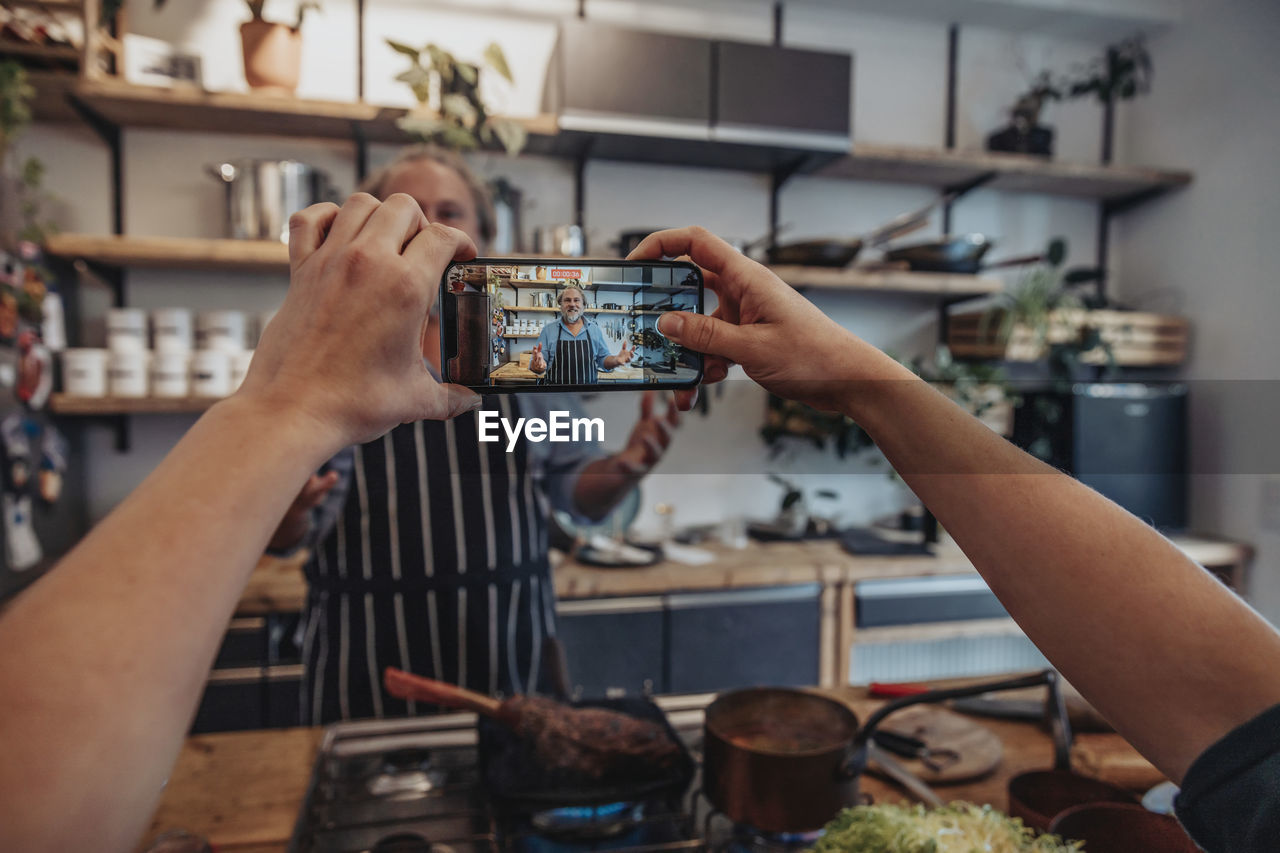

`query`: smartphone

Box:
[440,258,704,393]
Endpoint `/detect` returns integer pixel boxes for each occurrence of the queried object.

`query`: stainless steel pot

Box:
[207,160,334,242]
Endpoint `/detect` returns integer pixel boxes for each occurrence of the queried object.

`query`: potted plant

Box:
[0,61,57,250]
[240,1,320,95]
[388,39,526,155]
[988,37,1152,158]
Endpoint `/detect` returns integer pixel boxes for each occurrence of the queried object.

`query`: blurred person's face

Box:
[559,289,584,324]
[379,159,484,248]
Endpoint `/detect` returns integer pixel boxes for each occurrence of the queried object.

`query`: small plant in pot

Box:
[240,1,320,96]
[388,39,526,155]
[988,37,1152,158]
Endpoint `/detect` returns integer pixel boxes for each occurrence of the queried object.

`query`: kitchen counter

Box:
[237,535,1253,615]
[135,684,1166,852]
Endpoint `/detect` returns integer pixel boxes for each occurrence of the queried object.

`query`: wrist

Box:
[212,392,344,472]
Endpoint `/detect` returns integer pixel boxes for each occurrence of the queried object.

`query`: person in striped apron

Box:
[268,146,682,723]
[528,285,634,384]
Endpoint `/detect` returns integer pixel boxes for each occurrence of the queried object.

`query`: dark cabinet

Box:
[558,20,712,131]
[713,41,852,150]
[556,596,665,697]
[191,668,265,733]
[667,585,822,693]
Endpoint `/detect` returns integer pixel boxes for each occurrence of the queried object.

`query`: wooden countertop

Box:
[136,684,1165,852]
[236,535,1253,615]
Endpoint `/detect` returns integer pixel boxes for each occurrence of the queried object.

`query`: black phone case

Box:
[440,257,704,394]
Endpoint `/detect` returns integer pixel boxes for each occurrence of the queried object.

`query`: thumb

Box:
[656,311,750,364]
[442,384,483,419]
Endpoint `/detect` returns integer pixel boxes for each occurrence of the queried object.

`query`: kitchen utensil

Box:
[1052,802,1199,852]
[1008,769,1139,832]
[884,235,1052,274]
[549,224,585,256]
[703,670,1068,834]
[477,693,696,810]
[868,705,1002,784]
[765,175,991,268]
[383,668,684,781]
[206,159,334,243]
[865,741,944,808]
[490,178,524,255]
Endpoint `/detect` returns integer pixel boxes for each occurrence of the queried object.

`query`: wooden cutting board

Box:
[874,705,1003,784]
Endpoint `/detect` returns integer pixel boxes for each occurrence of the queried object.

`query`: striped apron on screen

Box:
[544,324,597,386]
[299,395,555,724]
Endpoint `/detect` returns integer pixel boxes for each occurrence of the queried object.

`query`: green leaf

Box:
[1045,237,1067,267]
[425,44,454,74]
[455,63,478,86]
[486,118,527,156]
[440,93,477,126]
[386,39,421,60]
[395,115,448,139]
[484,42,514,83]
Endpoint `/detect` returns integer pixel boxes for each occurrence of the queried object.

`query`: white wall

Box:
[20,0,1156,539]
[1115,0,1280,619]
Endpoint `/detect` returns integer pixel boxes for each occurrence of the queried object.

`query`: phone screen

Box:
[441,258,704,393]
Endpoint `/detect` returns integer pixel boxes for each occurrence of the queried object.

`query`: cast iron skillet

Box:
[476,694,695,811]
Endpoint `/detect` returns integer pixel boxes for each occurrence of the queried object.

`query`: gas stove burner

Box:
[529,801,644,840]
[366,747,448,799]
[370,832,432,852]
[728,825,823,853]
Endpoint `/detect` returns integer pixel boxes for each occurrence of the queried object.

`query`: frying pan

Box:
[885,234,1056,274]
[1049,802,1201,852]
[766,172,993,269]
[477,694,695,811]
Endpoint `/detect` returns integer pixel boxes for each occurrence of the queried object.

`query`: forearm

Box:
[0,394,336,852]
[603,354,623,368]
[573,456,641,521]
[842,357,1280,782]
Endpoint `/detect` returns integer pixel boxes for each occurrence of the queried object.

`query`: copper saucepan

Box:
[703,670,1066,833]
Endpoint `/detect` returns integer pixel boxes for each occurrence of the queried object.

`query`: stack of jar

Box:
[61,309,268,398]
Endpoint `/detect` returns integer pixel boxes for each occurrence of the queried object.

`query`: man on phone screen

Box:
[529,285,633,384]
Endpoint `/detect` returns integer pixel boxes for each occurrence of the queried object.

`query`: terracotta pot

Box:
[240,19,301,95]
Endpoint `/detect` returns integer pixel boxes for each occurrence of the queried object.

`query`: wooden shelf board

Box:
[50,394,219,415]
[27,70,80,123]
[770,264,1004,296]
[44,233,289,272]
[0,42,79,63]
[818,143,1192,203]
[66,79,557,145]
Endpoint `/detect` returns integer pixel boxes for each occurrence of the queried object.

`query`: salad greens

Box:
[813,803,1083,853]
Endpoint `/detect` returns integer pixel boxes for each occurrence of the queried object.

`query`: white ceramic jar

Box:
[196,310,247,353]
[108,349,150,398]
[150,350,191,398]
[190,349,232,397]
[231,350,254,390]
[152,307,194,354]
[62,348,110,397]
[106,307,148,353]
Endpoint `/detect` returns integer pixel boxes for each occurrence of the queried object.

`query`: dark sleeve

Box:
[1173,702,1280,852]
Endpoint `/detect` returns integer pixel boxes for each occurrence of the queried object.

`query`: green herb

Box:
[814,803,1083,853]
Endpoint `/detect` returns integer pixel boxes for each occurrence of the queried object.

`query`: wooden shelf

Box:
[504,306,629,314]
[31,82,1190,207]
[818,143,1192,204]
[60,78,557,146]
[502,334,539,339]
[0,42,79,65]
[49,394,219,415]
[44,233,289,272]
[769,265,1005,296]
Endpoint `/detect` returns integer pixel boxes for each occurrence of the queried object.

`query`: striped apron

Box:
[544,324,597,385]
[299,396,555,724]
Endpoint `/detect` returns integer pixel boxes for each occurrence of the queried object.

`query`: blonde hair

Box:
[357,144,496,247]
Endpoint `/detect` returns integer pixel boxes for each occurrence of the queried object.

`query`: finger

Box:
[288,202,340,269]
[402,224,478,315]
[325,192,382,248]
[703,357,732,383]
[665,395,681,427]
[673,387,699,411]
[303,471,340,503]
[361,192,431,254]
[639,389,655,420]
[626,227,753,298]
[655,311,753,364]
[417,379,483,421]
[616,457,649,476]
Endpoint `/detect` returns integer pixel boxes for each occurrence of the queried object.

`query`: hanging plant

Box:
[388,39,526,156]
